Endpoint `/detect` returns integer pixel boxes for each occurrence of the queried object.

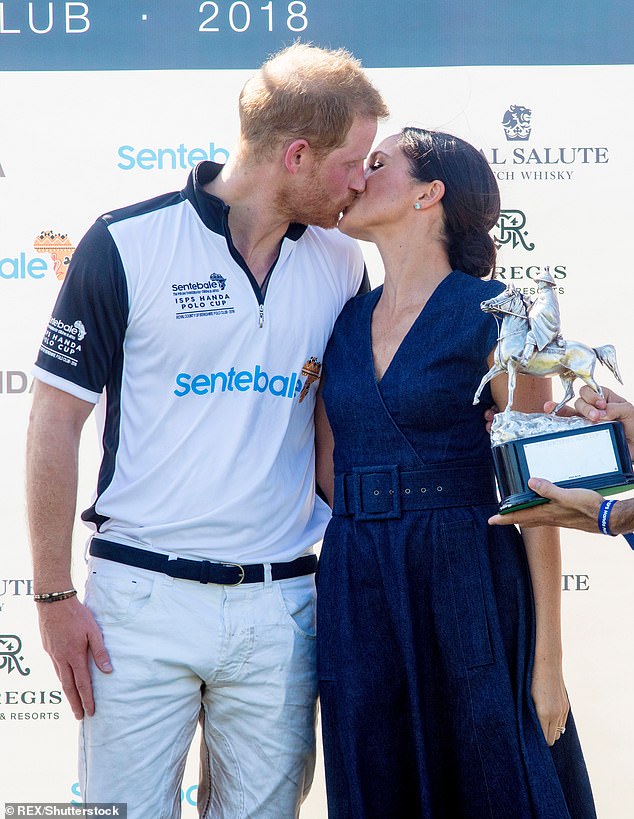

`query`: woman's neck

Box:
[375,234,451,312]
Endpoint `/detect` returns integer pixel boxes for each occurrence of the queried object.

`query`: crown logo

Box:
[501,105,532,141]
[33,230,76,281]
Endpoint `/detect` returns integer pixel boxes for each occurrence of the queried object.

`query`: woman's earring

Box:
[414,202,422,210]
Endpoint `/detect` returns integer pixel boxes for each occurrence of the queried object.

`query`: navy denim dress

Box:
[317,271,596,818]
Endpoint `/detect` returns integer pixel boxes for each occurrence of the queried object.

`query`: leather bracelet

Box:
[33,588,77,603]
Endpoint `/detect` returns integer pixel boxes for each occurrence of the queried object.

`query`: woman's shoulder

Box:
[335,285,380,325]
[451,270,506,298]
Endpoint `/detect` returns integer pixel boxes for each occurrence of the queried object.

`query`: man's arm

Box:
[489,385,634,536]
[489,478,634,535]
[315,388,335,507]
[27,380,112,719]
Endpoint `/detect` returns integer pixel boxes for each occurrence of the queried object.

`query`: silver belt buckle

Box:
[220,561,246,586]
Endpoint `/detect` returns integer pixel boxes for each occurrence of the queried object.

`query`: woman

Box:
[315,128,596,818]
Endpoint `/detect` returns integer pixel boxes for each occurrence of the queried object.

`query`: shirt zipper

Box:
[221,205,274,330]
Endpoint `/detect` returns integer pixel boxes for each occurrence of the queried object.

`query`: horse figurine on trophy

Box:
[473,268,622,417]
[472,267,632,510]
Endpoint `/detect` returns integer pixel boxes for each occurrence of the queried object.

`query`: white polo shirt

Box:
[34,162,366,563]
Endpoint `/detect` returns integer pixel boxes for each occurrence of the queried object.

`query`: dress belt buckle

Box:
[219,561,246,586]
[199,559,246,586]
[351,465,401,521]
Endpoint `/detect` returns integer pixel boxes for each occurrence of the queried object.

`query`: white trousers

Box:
[79,556,317,818]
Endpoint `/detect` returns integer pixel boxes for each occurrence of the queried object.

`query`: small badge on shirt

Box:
[39,316,87,368]
[298,357,321,403]
[172,272,235,320]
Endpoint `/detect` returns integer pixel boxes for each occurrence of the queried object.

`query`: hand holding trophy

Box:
[474,267,634,512]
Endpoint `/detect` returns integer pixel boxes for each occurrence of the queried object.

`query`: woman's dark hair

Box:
[398,127,500,279]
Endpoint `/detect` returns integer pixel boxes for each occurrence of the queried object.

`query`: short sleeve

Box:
[33,218,129,403]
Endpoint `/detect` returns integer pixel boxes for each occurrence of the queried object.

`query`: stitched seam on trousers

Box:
[202,717,245,819]
[79,719,88,801]
[199,709,213,818]
[159,715,203,819]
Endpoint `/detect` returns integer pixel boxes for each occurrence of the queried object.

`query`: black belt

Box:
[89,539,317,586]
[333,464,497,521]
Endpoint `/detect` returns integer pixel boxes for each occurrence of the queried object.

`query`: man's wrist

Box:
[34,588,78,603]
[607,499,634,536]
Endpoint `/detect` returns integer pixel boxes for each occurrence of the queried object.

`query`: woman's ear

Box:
[416,180,445,209]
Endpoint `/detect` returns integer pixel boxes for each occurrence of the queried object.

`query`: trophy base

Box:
[491,418,634,514]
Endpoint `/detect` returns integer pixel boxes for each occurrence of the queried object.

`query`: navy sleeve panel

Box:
[356,265,371,296]
[34,218,129,396]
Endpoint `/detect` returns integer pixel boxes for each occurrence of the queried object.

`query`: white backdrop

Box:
[1,58,633,816]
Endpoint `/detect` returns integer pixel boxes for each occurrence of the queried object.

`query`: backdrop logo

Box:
[0,252,48,280]
[118,141,230,171]
[0,371,34,396]
[0,3,90,34]
[482,106,609,182]
[0,579,33,596]
[0,578,33,614]
[562,574,590,591]
[34,230,76,281]
[493,209,567,295]
[494,264,567,295]
[0,635,31,676]
[502,105,532,141]
[494,210,535,251]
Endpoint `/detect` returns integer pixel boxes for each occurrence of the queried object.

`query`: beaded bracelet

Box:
[33,588,77,603]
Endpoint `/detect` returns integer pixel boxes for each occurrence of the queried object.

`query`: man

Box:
[488,385,634,541]
[26,43,388,817]
[515,267,563,366]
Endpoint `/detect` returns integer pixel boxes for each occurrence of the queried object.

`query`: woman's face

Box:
[337,133,420,240]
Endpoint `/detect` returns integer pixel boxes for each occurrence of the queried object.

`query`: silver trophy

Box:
[473,268,634,512]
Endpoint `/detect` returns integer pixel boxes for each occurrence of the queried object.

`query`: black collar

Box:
[182,161,306,241]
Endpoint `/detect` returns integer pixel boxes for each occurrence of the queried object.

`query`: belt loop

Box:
[263,563,273,589]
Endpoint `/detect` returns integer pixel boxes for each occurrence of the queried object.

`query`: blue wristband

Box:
[598,499,618,536]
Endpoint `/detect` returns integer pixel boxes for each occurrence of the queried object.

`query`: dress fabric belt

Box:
[332,463,498,521]
[89,538,317,586]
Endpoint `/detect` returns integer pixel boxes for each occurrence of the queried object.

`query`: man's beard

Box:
[275,172,351,229]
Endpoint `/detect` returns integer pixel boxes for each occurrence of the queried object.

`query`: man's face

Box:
[276,116,378,229]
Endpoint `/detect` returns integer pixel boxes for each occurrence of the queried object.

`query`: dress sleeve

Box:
[33,218,129,403]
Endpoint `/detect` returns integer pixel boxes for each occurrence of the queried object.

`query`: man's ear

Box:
[283,139,311,174]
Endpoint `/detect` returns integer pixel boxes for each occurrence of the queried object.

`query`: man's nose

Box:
[351,167,367,193]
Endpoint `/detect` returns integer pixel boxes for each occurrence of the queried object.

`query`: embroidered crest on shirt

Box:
[298,357,321,403]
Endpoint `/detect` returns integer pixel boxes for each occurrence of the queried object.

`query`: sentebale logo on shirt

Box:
[174,365,303,399]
